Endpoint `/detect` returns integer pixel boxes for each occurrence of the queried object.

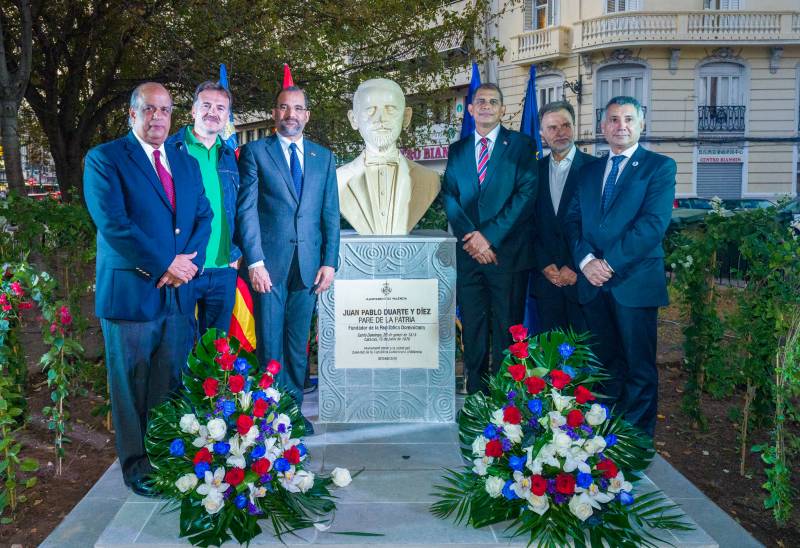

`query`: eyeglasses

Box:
[277,104,309,113]
[140,105,173,116]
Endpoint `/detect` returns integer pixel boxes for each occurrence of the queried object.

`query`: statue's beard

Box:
[364,130,400,151]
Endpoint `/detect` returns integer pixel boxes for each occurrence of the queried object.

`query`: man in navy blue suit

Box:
[84,82,212,494]
[564,96,676,437]
[236,86,340,434]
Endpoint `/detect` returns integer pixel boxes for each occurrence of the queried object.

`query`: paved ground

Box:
[41,392,762,547]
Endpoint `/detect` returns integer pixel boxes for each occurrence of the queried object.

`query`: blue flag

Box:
[520,65,543,158]
[459,62,481,140]
[219,64,239,151]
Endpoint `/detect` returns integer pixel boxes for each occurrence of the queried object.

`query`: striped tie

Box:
[477,137,489,185]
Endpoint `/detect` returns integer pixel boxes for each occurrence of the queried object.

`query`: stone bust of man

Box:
[337,78,440,235]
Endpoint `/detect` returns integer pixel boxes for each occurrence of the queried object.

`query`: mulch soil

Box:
[0,305,798,547]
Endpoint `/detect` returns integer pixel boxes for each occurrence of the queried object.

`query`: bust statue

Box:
[337,78,440,235]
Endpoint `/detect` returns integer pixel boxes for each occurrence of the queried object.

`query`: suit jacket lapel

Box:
[606,146,645,213]
[556,150,584,220]
[124,133,172,211]
[479,126,509,192]
[588,154,607,217]
[299,141,321,209]
[539,156,557,219]
[460,134,479,194]
[265,136,299,204]
[166,141,189,226]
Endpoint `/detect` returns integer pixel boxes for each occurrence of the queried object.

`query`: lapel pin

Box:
[503,141,508,145]
[632,161,639,167]
[310,152,317,157]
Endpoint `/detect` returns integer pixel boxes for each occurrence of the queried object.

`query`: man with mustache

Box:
[168,81,242,336]
[236,86,340,434]
[84,82,211,495]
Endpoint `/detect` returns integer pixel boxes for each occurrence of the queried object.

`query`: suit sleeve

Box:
[83,147,171,278]
[480,137,538,248]
[441,143,477,238]
[603,157,676,277]
[563,184,593,269]
[182,158,212,271]
[234,143,266,266]
[320,151,341,269]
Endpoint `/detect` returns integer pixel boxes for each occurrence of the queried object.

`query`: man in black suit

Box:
[565,96,676,437]
[442,83,538,394]
[532,101,592,334]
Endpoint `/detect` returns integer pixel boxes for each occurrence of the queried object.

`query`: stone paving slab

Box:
[42,390,761,547]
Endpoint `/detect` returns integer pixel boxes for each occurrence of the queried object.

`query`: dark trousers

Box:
[194,266,238,337]
[100,290,195,485]
[533,278,587,335]
[457,266,528,394]
[583,290,658,436]
[252,253,316,408]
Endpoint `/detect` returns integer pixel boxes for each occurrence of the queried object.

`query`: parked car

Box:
[674,197,713,210]
[720,198,775,211]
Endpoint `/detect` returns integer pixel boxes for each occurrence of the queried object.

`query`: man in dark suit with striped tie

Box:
[442,83,538,394]
[564,96,676,437]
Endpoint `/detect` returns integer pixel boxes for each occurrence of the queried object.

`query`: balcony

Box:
[511,26,571,64]
[697,105,746,133]
[595,106,647,135]
[572,11,800,52]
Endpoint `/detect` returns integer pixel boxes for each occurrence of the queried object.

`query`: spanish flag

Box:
[229,275,256,352]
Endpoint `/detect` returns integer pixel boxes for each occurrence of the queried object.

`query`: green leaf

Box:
[20,458,39,472]
[0,517,12,525]
[25,477,37,488]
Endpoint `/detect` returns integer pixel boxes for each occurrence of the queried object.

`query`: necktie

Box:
[152,149,175,210]
[477,137,489,185]
[601,155,625,213]
[289,143,303,198]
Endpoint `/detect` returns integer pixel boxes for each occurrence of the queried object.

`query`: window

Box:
[537,74,564,106]
[606,0,640,13]
[704,0,741,9]
[697,62,746,132]
[534,0,558,29]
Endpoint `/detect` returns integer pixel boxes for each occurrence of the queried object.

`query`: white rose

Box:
[265,387,281,402]
[207,418,228,441]
[547,411,566,430]
[485,476,505,498]
[175,473,198,493]
[583,435,607,455]
[472,458,489,476]
[585,404,607,426]
[293,470,315,493]
[179,413,200,434]
[202,491,225,514]
[471,435,488,457]
[238,390,252,411]
[569,493,594,521]
[503,424,523,444]
[527,493,549,515]
[553,432,572,455]
[331,467,352,487]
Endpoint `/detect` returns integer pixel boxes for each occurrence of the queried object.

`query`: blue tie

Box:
[289,142,303,198]
[601,155,625,213]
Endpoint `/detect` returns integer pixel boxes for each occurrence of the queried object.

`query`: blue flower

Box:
[260,473,272,484]
[251,445,266,459]
[194,462,211,479]
[234,357,250,375]
[605,434,618,447]
[618,491,635,505]
[297,443,307,457]
[507,390,516,401]
[274,458,290,472]
[508,455,526,472]
[212,441,230,455]
[169,438,185,457]
[234,493,248,509]
[527,399,543,415]
[221,400,237,418]
[483,425,498,439]
[558,342,574,360]
[501,438,512,452]
[576,472,593,489]
[502,480,518,500]
[562,365,576,378]
[252,390,267,401]
[247,502,262,515]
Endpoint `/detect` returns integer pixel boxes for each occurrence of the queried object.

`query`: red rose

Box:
[58,305,72,324]
[555,473,576,495]
[259,373,274,389]
[524,376,546,395]
[596,459,619,479]
[202,378,219,398]
[574,385,595,404]
[252,458,271,475]
[503,406,522,425]
[228,374,245,393]
[485,438,503,458]
[566,409,584,428]
[507,363,526,382]
[509,341,529,359]
[225,467,245,486]
[19,301,33,310]
[508,324,528,342]
[549,369,572,390]
[266,359,281,375]
[236,414,254,435]
[213,338,230,354]
[216,352,236,371]
[530,474,547,496]
[284,445,301,464]
[10,282,23,296]
[193,447,212,465]
[253,398,268,417]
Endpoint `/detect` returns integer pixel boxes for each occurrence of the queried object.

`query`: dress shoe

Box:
[130,476,158,498]
[303,417,315,436]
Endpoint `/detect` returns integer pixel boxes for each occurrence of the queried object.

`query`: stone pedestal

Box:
[318,230,456,422]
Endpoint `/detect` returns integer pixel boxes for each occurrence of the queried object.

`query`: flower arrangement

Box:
[146,329,350,547]
[432,327,691,547]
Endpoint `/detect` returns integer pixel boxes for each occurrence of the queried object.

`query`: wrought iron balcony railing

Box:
[697,105,746,133]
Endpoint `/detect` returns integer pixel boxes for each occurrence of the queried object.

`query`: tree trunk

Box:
[0,99,25,196]
[46,127,84,204]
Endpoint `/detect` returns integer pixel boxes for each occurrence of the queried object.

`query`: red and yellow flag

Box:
[229,275,256,351]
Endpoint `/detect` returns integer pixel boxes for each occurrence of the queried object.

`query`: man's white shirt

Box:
[276,133,305,173]
[549,145,576,214]
[473,124,502,166]
[132,131,171,176]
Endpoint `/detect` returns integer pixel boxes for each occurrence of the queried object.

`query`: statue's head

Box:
[348,78,412,152]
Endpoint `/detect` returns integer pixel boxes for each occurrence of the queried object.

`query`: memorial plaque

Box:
[334,278,438,369]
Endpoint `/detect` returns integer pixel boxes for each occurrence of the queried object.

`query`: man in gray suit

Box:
[236,86,340,434]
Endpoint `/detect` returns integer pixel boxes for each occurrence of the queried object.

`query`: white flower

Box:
[180,414,200,434]
[511,471,531,499]
[485,476,505,498]
[263,437,282,461]
[265,387,282,402]
[192,425,213,450]
[490,409,505,427]
[578,482,614,504]
[569,493,595,521]
[331,467,352,487]
[583,435,607,455]
[503,424,523,444]
[471,435,488,457]
[274,413,292,434]
[607,471,633,494]
[201,490,225,515]
[226,434,254,469]
[243,425,260,444]
[238,390,252,411]
[248,482,267,505]
[472,457,490,476]
[585,404,607,426]
[534,443,559,469]
[547,411,566,430]
[527,493,549,515]
[293,470,315,493]
[553,432,572,456]
[550,390,573,412]
[563,448,591,474]
[196,467,230,499]
[175,473,198,493]
[207,418,228,441]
